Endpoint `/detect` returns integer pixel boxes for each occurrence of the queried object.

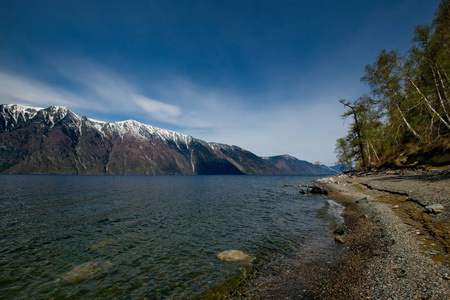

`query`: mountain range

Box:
[0,104,337,175]
[264,155,337,175]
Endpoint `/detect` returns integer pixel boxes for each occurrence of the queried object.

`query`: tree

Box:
[336,97,383,169]
[362,50,423,142]
[336,1,450,169]
[338,99,367,169]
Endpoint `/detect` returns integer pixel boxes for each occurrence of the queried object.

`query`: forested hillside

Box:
[336,1,450,169]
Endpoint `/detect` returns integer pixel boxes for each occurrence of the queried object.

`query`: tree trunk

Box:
[431,65,450,123]
[395,102,422,140]
[400,65,450,130]
[368,140,380,161]
[436,65,450,107]
[343,103,367,169]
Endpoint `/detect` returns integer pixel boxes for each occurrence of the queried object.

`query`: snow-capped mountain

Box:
[0,104,193,144]
[0,104,335,175]
[0,104,284,175]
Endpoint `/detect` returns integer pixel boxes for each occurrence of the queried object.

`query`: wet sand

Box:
[228,171,450,299]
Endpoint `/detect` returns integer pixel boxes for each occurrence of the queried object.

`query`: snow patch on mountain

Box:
[262,154,296,160]
[1,104,41,130]
[40,106,82,126]
[209,142,235,151]
[89,119,194,147]
[2,104,194,146]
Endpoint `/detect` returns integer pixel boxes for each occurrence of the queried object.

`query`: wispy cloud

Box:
[133,95,181,124]
[0,71,79,107]
[182,94,346,164]
[48,57,139,113]
[0,59,183,124]
[0,57,346,164]
[143,76,347,164]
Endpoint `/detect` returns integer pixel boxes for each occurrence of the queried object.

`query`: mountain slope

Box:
[0,104,283,175]
[210,143,286,175]
[264,155,337,175]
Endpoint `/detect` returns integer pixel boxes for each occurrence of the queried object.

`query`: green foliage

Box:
[336,97,385,169]
[336,1,450,169]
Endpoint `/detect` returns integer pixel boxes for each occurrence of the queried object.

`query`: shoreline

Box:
[228,171,450,299]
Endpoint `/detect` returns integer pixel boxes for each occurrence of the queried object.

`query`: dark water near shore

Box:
[0,175,343,299]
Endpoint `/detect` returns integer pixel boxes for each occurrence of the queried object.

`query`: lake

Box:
[0,175,343,299]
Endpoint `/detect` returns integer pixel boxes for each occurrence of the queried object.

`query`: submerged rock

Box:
[90,239,117,250]
[217,250,253,262]
[61,260,113,283]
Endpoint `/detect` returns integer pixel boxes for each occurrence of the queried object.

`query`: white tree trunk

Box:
[395,102,422,140]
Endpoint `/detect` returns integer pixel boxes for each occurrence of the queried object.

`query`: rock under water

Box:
[217,250,253,262]
[61,260,114,283]
[90,239,117,250]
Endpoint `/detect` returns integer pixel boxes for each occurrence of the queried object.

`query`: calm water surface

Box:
[0,175,343,299]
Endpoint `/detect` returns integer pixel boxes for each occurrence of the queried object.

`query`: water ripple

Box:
[0,175,336,299]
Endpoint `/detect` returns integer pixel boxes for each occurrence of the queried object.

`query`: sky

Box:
[0,0,441,165]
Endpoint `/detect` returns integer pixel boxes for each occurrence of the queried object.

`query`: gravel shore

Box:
[315,171,450,299]
[229,171,450,299]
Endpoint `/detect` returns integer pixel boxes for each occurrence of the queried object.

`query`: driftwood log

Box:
[283,183,328,195]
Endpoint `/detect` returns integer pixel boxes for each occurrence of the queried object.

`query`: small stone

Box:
[333,227,345,235]
[425,204,444,214]
[334,235,346,244]
[393,205,400,209]
[356,197,368,204]
[394,268,407,278]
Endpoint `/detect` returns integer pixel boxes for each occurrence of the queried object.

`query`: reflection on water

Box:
[0,175,340,299]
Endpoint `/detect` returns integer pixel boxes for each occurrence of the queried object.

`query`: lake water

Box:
[0,175,343,299]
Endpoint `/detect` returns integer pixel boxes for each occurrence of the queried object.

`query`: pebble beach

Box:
[229,170,450,299]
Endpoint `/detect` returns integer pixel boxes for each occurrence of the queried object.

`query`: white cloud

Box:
[48,57,137,113]
[0,59,345,165]
[133,95,181,123]
[140,77,347,165]
[0,71,80,107]
[185,99,347,165]
[0,60,182,125]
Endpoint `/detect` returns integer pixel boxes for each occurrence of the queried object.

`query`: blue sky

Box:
[0,0,440,164]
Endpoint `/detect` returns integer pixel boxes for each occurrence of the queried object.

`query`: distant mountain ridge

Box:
[264,155,337,175]
[0,104,336,175]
